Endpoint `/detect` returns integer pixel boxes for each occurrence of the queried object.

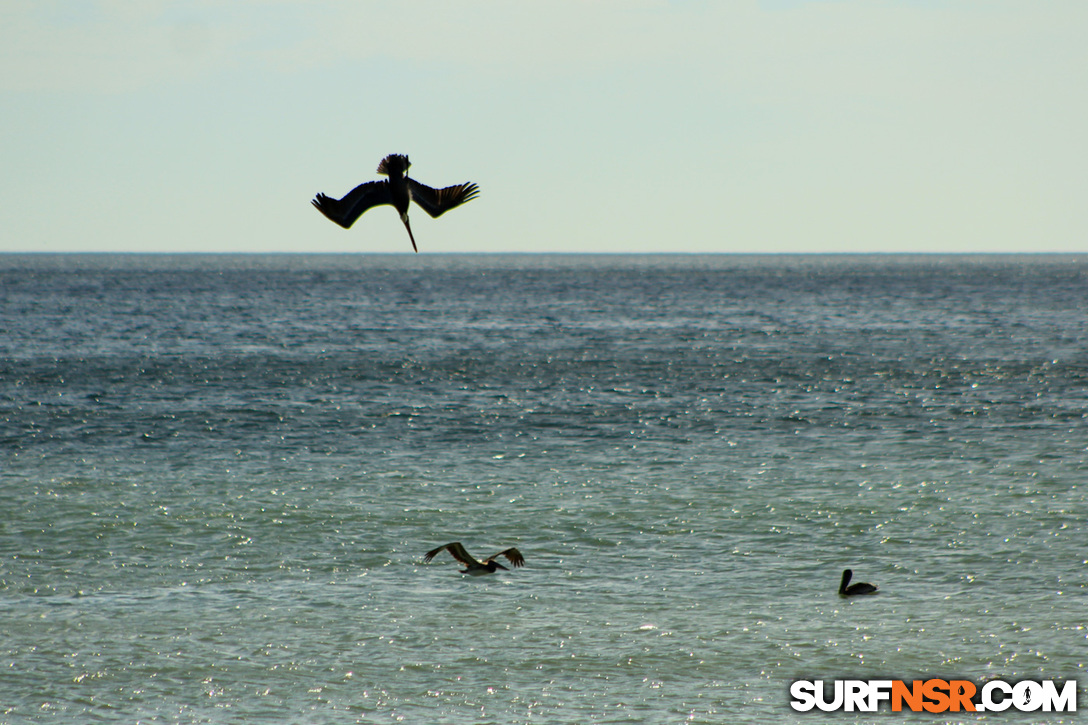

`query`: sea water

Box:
[1,254,1085,723]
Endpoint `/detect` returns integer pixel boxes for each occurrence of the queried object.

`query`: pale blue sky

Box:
[2,1,1085,254]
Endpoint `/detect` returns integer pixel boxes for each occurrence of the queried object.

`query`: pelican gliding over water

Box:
[839,569,878,596]
[424,542,525,576]
[311,154,479,252]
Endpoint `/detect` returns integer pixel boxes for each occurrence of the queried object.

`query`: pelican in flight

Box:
[423,542,525,576]
[311,154,479,252]
[839,569,878,596]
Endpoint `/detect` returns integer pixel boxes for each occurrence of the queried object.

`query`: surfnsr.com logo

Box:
[790,679,1076,713]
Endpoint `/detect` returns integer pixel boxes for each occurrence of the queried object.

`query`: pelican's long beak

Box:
[402,215,418,253]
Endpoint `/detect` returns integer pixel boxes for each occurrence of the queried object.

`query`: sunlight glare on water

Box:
[1,254,1086,723]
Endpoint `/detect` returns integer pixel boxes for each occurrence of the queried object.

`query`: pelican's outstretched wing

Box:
[486,547,525,568]
[408,179,479,219]
[311,180,393,229]
[424,542,479,566]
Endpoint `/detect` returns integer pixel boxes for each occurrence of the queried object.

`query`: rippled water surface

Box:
[1,254,1086,723]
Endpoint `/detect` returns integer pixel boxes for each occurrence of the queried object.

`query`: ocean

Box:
[1,253,1085,723]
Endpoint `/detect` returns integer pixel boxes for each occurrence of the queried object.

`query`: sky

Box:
[2,1,1086,254]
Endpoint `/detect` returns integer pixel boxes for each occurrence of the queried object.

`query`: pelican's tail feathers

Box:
[377,154,410,176]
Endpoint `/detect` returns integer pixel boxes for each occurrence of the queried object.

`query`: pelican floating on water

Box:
[311,154,479,252]
[423,542,525,575]
[839,569,878,596]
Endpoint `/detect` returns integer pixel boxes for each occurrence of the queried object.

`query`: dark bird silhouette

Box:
[311,154,479,252]
[423,542,525,576]
[839,569,878,596]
